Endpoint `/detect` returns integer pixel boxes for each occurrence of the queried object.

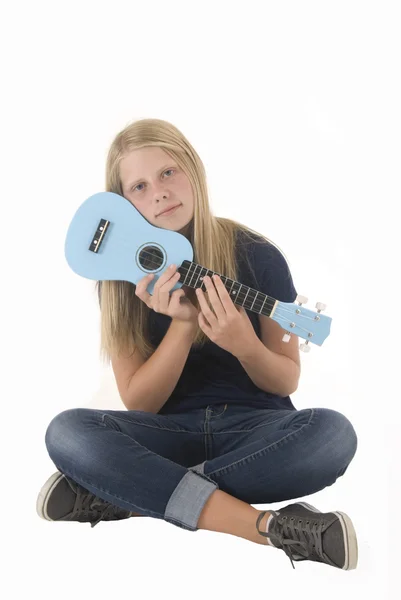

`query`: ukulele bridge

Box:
[89,218,110,253]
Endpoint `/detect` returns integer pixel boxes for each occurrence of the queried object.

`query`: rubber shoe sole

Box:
[257,501,358,570]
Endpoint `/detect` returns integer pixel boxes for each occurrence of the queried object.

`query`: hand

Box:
[135,265,199,325]
[196,274,258,357]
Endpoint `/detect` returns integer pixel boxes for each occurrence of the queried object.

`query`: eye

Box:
[131,169,175,193]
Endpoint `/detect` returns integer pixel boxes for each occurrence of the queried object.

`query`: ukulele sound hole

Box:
[137,244,165,272]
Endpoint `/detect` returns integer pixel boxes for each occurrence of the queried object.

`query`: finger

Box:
[156,264,178,286]
[158,272,181,301]
[159,270,181,290]
[164,288,187,318]
[169,288,185,309]
[135,273,154,306]
[159,272,180,312]
[209,275,237,314]
[135,273,154,297]
[199,276,226,320]
[196,286,218,325]
[153,265,178,295]
[198,310,212,332]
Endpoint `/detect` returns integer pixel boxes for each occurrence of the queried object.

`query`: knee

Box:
[318,408,358,469]
[45,408,89,463]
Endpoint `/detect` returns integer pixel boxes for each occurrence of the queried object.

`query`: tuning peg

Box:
[300,341,311,353]
[296,294,308,305]
[315,302,327,312]
[282,333,291,343]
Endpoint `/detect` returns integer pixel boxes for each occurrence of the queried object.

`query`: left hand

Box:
[196,274,258,358]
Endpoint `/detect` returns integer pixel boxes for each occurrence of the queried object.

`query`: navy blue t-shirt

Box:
[148,231,299,414]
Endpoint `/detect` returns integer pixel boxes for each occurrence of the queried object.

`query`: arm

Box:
[237,338,300,397]
[236,315,301,397]
[123,319,197,413]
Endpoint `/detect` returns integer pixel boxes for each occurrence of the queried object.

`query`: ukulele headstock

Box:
[272,294,332,351]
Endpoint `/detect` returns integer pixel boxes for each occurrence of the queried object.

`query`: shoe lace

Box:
[272,515,326,570]
[69,480,127,528]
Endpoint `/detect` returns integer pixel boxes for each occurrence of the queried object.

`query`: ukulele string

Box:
[95,240,320,334]
[106,241,279,312]
[136,247,318,329]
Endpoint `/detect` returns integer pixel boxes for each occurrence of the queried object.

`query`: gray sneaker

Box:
[36,471,135,528]
[256,501,358,570]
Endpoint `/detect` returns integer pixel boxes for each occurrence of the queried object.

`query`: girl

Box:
[37,118,358,571]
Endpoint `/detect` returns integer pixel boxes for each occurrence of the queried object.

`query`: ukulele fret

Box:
[179,260,276,318]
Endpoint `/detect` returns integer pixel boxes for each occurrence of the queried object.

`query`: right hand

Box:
[135,264,199,325]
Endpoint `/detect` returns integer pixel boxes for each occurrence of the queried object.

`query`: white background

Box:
[1,1,399,598]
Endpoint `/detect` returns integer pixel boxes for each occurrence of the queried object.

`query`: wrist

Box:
[171,318,198,338]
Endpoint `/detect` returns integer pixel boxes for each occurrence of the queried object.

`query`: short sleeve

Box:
[238,233,298,303]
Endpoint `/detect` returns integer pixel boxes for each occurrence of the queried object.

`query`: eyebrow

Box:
[125,164,176,191]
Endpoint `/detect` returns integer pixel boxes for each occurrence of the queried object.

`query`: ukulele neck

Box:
[178,260,276,318]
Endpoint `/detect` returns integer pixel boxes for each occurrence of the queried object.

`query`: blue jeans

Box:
[45,403,358,532]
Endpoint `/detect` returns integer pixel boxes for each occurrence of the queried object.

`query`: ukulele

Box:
[64,192,332,352]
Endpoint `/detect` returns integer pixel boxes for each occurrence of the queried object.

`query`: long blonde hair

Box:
[97,118,287,363]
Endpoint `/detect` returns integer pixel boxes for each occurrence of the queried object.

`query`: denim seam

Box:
[101,412,293,435]
[206,408,316,477]
[206,403,227,418]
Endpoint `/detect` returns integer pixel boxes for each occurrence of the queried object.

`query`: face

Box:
[119,146,195,237]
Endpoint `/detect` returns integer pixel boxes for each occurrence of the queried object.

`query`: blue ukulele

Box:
[64,192,332,352]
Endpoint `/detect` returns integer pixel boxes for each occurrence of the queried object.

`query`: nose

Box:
[155,191,169,204]
[151,178,168,197]
[154,185,168,200]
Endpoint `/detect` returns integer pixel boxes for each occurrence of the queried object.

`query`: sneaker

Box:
[36,471,136,528]
[256,501,358,570]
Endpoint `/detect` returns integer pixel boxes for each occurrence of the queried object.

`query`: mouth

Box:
[157,204,181,217]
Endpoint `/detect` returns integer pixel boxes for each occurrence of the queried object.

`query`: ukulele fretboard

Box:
[177,260,277,318]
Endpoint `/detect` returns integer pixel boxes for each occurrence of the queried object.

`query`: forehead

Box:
[120,147,174,181]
